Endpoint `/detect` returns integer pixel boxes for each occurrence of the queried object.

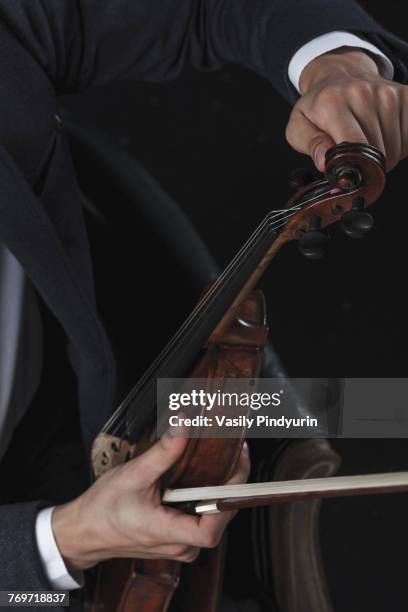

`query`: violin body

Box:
[89,142,387,612]
[90,290,268,612]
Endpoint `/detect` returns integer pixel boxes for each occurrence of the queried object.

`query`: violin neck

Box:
[209,231,287,341]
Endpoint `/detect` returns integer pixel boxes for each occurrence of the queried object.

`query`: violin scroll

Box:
[324,142,385,190]
[288,142,386,257]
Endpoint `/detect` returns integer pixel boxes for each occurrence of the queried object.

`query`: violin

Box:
[88,142,404,612]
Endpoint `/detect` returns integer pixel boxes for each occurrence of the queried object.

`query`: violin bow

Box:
[163,470,408,514]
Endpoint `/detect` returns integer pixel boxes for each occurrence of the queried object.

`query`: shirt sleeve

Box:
[288,31,394,92]
[35,507,84,591]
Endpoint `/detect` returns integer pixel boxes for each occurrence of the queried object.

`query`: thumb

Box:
[129,429,188,487]
[286,109,335,172]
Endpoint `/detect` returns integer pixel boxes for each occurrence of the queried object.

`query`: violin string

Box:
[106,193,326,437]
[106,191,327,436]
[106,207,304,435]
[118,217,299,436]
[106,186,332,435]
[103,205,299,434]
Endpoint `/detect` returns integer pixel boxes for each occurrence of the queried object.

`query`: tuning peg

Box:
[341,210,374,238]
[341,196,374,238]
[289,168,316,190]
[298,230,330,259]
[298,214,330,260]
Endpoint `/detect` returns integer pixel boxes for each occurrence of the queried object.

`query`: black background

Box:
[63,2,407,610]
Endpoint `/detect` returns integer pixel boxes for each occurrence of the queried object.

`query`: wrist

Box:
[52,499,99,572]
[299,47,380,95]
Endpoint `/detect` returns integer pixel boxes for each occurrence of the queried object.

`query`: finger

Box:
[379,110,400,171]
[286,109,335,171]
[190,445,251,544]
[159,443,250,545]
[178,546,200,563]
[197,511,237,547]
[145,543,200,562]
[346,98,386,158]
[156,546,200,563]
[115,544,200,562]
[153,505,202,545]
[353,115,386,159]
[156,499,235,548]
[128,431,188,487]
[377,92,401,171]
[400,87,408,159]
[318,106,369,150]
[163,545,200,563]
[150,548,200,563]
[194,448,251,543]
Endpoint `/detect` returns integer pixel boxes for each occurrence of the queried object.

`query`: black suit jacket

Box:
[0,0,407,599]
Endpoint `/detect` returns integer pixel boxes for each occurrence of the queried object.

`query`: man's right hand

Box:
[52,433,250,571]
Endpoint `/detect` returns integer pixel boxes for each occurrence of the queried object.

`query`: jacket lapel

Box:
[0,144,115,442]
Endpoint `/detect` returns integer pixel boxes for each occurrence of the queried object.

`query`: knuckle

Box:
[285,110,299,145]
[347,79,366,96]
[285,124,293,146]
[139,532,156,548]
[137,524,164,549]
[378,84,398,108]
[308,88,342,125]
[316,85,343,109]
[181,549,200,563]
[171,544,188,557]
[120,458,143,484]
[346,79,374,101]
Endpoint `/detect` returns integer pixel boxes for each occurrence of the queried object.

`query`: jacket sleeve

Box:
[0,0,407,102]
[0,502,54,590]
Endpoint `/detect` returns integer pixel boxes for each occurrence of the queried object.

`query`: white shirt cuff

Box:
[35,507,84,590]
[289,31,395,92]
